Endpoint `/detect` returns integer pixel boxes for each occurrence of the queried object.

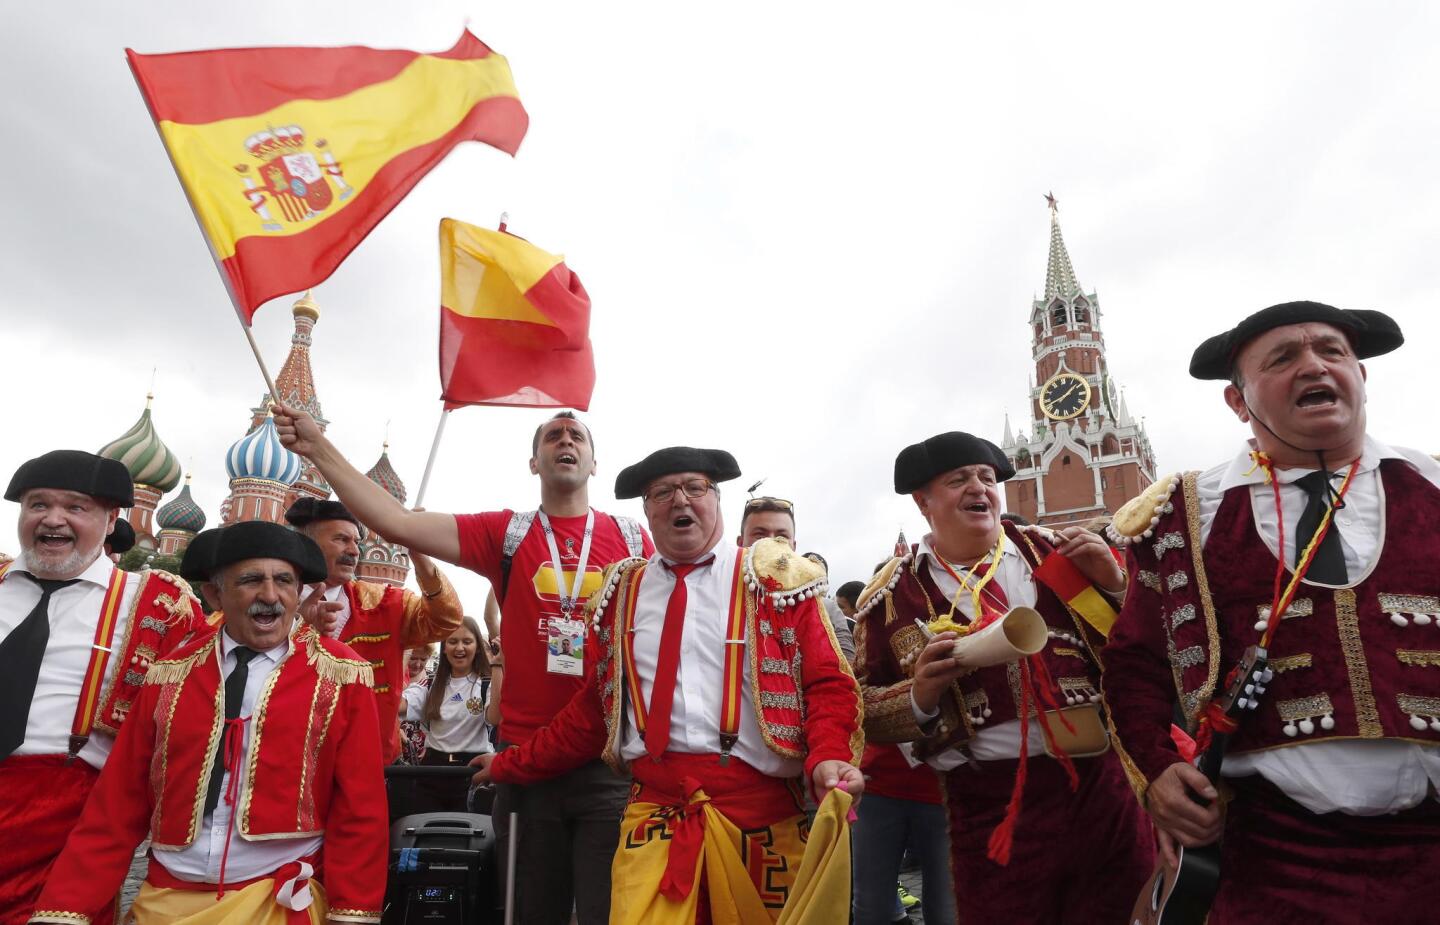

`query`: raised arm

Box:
[272,402,462,563]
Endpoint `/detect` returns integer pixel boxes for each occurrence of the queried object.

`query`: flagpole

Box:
[413,407,451,508]
[242,323,282,407]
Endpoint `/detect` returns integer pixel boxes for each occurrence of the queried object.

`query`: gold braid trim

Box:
[327,911,383,923]
[1335,590,1383,737]
[861,679,924,743]
[1100,673,1152,803]
[1183,471,1222,726]
[307,635,375,687]
[1397,650,1440,668]
[27,912,91,924]
[1269,653,1313,673]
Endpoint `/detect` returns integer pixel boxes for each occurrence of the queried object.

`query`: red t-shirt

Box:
[455,509,653,746]
[860,742,943,804]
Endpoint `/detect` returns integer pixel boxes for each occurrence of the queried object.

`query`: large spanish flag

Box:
[438,218,595,411]
[127,31,528,322]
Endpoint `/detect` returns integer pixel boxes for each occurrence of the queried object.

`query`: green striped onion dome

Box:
[156,477,206,533]
[98,394,182,492]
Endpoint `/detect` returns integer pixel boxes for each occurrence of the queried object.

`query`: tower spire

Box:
[1043,192,1080,300]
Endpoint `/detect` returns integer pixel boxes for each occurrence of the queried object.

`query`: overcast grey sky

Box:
[2,1,1436,615]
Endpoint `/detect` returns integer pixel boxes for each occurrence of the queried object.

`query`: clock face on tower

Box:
[1040,372,1091,420]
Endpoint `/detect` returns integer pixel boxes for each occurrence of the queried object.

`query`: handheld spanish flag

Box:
[438,217,595,411]
[127,31,528,323]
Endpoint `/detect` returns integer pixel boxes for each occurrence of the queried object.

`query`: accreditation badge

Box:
[546,617,585,676]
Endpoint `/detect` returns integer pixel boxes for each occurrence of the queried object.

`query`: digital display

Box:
[417,887,453,902]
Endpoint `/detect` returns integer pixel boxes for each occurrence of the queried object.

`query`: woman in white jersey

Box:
[402,616,495,812]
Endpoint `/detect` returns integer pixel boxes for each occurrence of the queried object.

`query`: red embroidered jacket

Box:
[490,539,863,785]
[28,625,388,923]
[339,574,462,762]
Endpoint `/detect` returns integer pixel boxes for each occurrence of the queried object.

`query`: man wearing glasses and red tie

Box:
[473,446,863,923]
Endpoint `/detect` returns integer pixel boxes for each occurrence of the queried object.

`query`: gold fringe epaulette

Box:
[1106,473,1186,546]
[587,557,648,628]
[143,636,217,686]
[144,568,201,624]
[307,635,375,687]
[854,554,910,620]
[744,537,827,609]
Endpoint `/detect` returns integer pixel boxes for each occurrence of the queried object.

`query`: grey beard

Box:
[21,540,103,579]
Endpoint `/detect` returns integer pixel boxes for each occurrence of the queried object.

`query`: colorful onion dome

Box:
[98,393,183,492]
[156,475,207,533]
[225,416,303,485]
[292,290,321,323]
[364,443,407,503]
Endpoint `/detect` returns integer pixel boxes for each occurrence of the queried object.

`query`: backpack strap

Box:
[497,510,538,607]
[614,515,645,558]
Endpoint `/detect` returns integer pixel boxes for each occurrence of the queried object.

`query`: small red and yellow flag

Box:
[127,31,528,322]
[438,218,595,411]
[1032,552,1118,637]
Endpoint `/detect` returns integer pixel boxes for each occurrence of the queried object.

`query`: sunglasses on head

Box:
[743,496,795,514]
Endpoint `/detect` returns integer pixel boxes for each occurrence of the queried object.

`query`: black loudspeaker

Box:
[384,812,496,924]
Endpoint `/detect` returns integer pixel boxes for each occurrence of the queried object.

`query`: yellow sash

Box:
[609,786,852,925]
[127,878,328,924]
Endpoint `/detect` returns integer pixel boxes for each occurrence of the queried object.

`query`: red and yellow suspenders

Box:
[71,569,127,759]
[622,555,749,763]
[0,563,127,761]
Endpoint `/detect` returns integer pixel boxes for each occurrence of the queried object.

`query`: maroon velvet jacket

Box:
[1103,458,1440,787]
[855,521,1109,757]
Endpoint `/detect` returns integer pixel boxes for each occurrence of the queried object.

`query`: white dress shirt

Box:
[322,583,352,638]
[402,674,494,754]
[909,535,1048,770]
[1199,437,1440,814]
[156,631,323,882]
[0,552,141,768]
[619,541,802,778]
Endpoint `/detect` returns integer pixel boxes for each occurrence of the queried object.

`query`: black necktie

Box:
[1294,471,1348,584]
[203,645,257,817]
[0,576,81,760]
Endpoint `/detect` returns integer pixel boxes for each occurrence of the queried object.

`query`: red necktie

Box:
[971,562,1010,620]
[645,558,712,761]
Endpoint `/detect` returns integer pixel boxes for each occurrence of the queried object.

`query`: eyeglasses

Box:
[644,478,715,505]
[743,496,795,515]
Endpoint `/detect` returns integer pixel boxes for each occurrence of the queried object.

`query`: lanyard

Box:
[1252,455,1360,647]
[932,531,1007,626]
[538,509,595,616]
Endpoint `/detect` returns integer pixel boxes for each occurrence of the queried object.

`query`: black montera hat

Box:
[614,447,741,500]
[180,521,328,584]
[6,450,134,507]
[106,519,136,555]
[1189,301,1403,380]
[894,432,1015,494]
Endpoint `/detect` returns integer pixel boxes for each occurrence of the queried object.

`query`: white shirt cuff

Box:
[910,690,940,726]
